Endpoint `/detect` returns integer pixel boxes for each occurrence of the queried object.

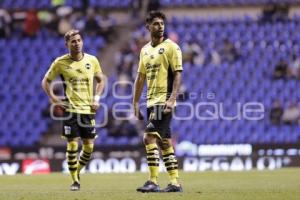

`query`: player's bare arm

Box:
[133,72,146,120]
[41,77,67,108]
[91,72,105,112]
[164,71,182,113]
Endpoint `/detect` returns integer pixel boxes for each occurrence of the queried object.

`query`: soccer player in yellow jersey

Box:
[41,30,105,191]
[133,11,183,193]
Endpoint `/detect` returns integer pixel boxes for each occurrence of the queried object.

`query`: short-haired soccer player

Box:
[42,29,105,191]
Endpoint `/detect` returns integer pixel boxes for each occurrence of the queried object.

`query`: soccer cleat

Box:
[70,181,80,191]
[136,180,160,193]
[161,183,183,192]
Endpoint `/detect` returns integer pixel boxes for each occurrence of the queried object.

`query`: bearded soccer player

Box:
[133,11,183,193]
[42,29,105,191]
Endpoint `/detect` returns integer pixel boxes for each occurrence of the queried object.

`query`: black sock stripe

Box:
[82,154,91,159]
[147,158,159,161]
[83,151,92,155]
[163,157,178,162]
[69,167,77,171]
[81,152,91,158]
[148,163,159,166]
[166,166,178,170]
[79,161,87,166]
[146,153,158,156]
[148,147,159,151]
[165,162,178,167]
[67,155,76,160]
[67,150,78,154]
[162,153,174,158]
[67,161,77,165]
[147,162,160,165]
[80,157,90,162]
[81,154,91,159]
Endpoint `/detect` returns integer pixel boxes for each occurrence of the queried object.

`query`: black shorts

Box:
[62,112,97,139]
[145,105,173,138]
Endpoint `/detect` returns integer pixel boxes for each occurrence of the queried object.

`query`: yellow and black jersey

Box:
[138,39,183,108]
[44,53,102,114]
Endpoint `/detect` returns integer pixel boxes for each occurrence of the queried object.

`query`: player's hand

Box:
[133,102,144,120]
[50,97,67,109]
[91,100,100,112]
[163,99,175,113]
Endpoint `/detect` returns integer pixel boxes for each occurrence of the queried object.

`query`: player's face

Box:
[149,17,164,38]
[66,34,83,54]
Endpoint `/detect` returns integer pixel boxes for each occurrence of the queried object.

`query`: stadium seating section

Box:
[1,0,300,10]
[0,0,133,9]
[1,12,300,147]
[160,0,300,7]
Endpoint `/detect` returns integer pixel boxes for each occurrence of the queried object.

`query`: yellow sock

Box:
[162,146,179,185]
[66,141,79,183]
[78,143,94,173]
[146,143,160,184]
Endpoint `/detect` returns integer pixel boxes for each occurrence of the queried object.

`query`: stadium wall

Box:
[1,144,300,175]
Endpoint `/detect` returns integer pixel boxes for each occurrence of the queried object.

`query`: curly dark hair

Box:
[146,11,166,24]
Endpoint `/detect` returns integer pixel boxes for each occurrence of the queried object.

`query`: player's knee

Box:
[161,139,171,149]
[143,134,156,145]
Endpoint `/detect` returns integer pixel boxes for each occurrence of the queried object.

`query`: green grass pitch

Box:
[1,168,300,200]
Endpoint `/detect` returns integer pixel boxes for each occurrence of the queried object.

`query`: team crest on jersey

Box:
[158,48,165,54]
[85,63,91,69]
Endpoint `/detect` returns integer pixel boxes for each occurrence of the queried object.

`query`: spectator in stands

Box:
[98,12,116,42]
[85,8,99,36]
[270,100,283,125]
[41,30,105,191]
[282,102,300,124]
[131,0,143,19]
[272,60,288,79]
[51,0,65,8]
[261,4,289,22]
[0,9,12,38]
[220,38,240,63]
[45,12,60,35]
[288,54,300,79]
[23,10,40,37]
[209,49,221,66]
[58,15,73,35]
[106,109,139,138]
[56,6,74,35]
[182,41,205,65]
[117,54,135,81]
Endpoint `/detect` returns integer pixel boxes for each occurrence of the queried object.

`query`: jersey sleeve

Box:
[137,49,146,75]
[93,56,102,74]
[44,60,60,81]
[170,43,183,72]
